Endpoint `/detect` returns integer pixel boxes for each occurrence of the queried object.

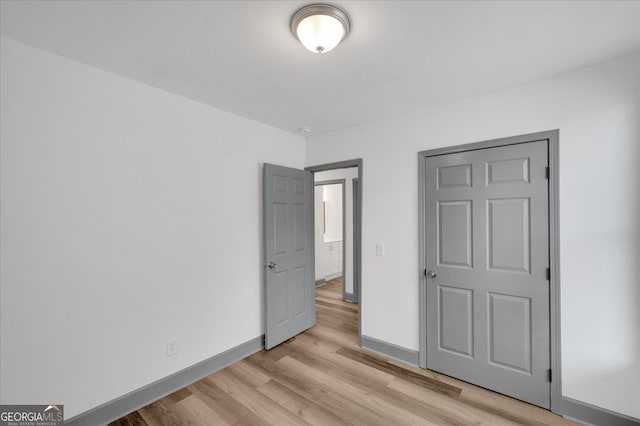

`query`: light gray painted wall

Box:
[0,37,305,418]
[306,52,640,419]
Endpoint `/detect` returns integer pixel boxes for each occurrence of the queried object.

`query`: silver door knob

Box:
[426,270,437,278]
[267,262,277,269]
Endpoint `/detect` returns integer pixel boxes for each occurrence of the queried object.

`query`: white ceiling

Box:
[1,1,639,136]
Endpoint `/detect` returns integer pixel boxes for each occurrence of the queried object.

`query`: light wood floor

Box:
[111,278,574,425]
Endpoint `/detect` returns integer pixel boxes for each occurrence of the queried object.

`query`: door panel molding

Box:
[438,285,474,357]
[437,200,473,268]
[418,130,560,412]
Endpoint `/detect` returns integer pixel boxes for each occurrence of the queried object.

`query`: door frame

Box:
[417,130,561,412]
[314,179,347,301]
[306,159,363,346]
[352,178,361,304]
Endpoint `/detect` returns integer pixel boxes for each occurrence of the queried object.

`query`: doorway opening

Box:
[307,160,363,346]
[314,180,345,293]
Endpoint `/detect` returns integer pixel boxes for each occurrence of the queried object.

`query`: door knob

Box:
[267,262,277,269]
[426,270,437,278]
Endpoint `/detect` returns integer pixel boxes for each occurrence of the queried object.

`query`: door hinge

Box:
[546,267,551,280]
[548,369,552,382]
[545,166,550,179]
[423,268,427,277]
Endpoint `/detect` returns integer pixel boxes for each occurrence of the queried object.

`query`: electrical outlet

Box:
[166,338,178,357]
[376,243,385,256]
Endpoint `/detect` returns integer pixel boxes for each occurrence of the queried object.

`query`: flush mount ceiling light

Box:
[291,3,351,54]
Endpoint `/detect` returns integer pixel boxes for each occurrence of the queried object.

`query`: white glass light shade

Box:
[296,14,345,54]
[291,4,351,54]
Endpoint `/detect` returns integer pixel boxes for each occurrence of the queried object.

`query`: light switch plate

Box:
[376,243,385,256]
[167,338,178,357]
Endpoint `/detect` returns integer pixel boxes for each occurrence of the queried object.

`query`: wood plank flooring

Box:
[111,278,574,426]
